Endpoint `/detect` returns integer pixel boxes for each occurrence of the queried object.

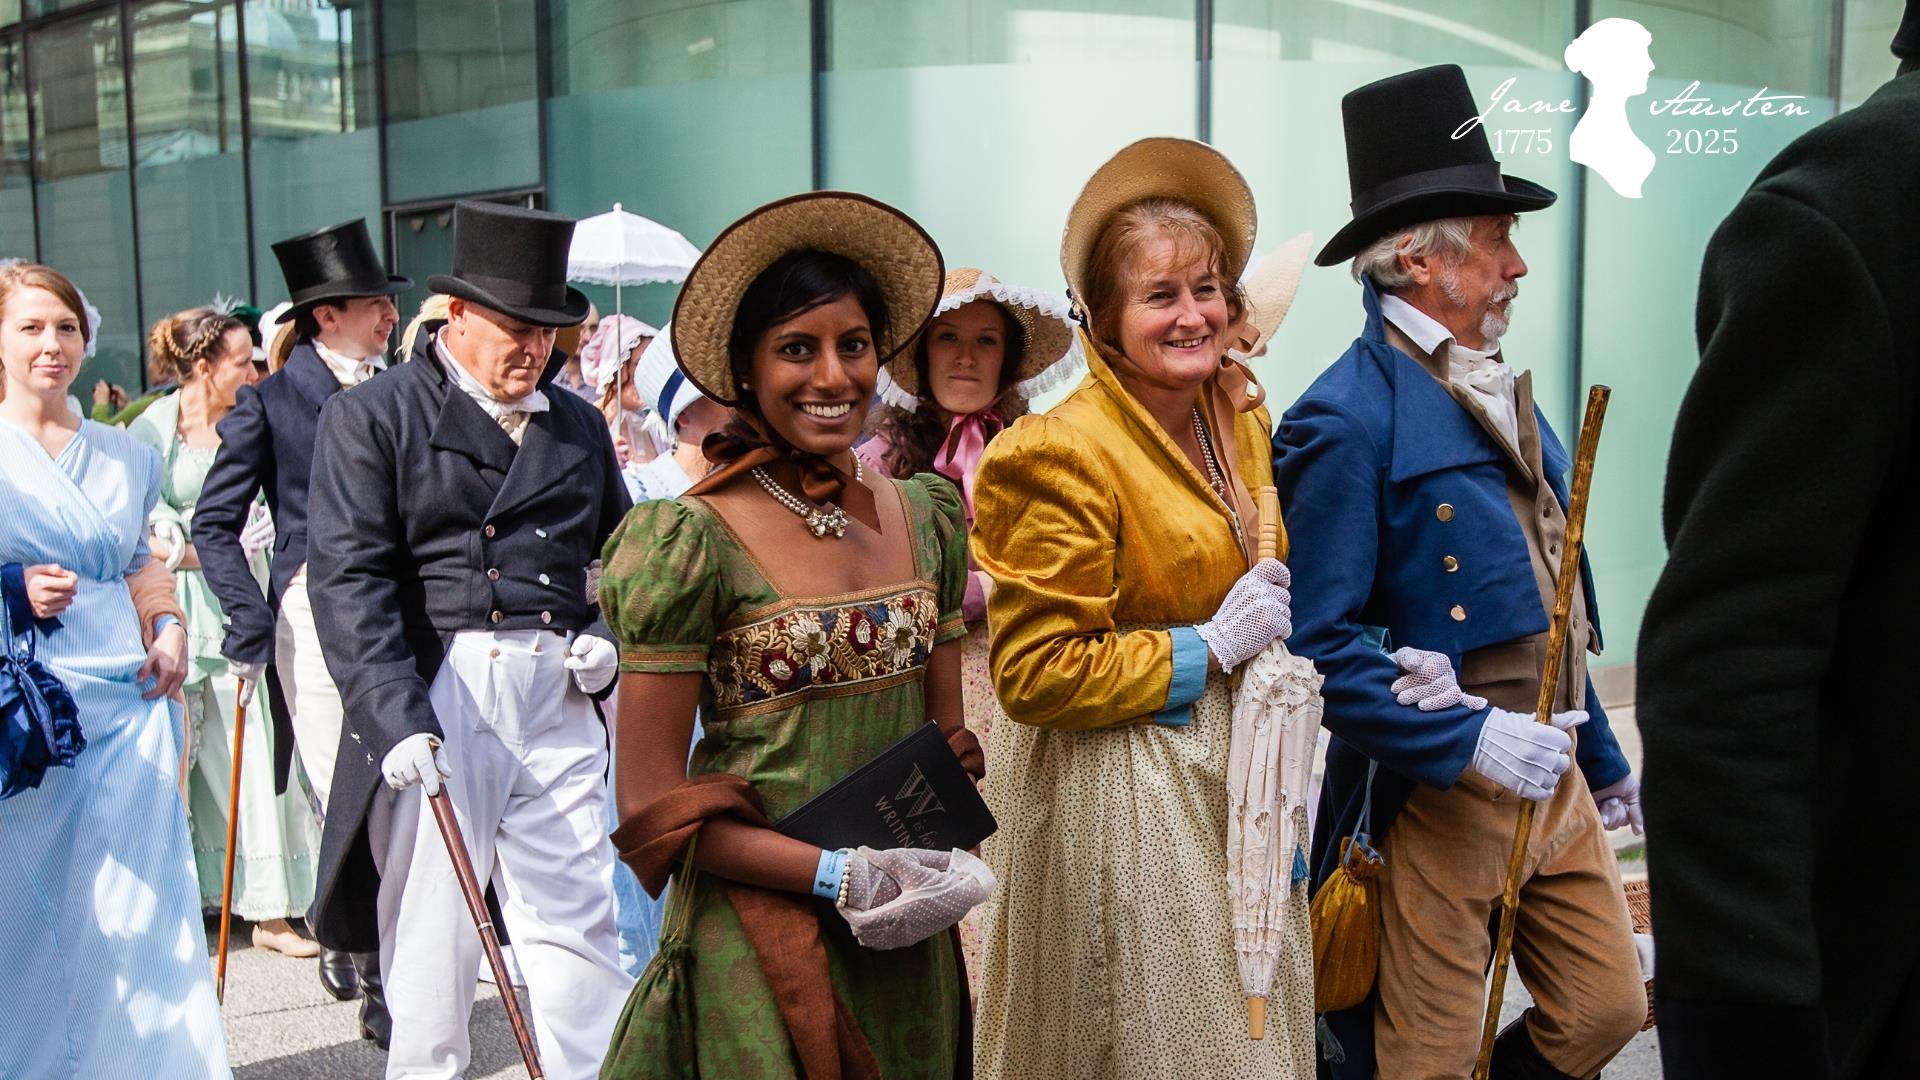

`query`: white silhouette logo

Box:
[1565,18,1657,198]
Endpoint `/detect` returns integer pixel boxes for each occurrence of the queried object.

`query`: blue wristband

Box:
[811,847,851,900]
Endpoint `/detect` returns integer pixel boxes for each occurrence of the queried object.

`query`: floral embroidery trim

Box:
[710,587,939,715]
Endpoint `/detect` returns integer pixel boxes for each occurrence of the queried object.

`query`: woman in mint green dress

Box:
[598,193,991,1079]
[129,306,320,955]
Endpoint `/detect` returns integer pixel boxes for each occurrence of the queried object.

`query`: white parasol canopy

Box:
[565,203,701,289]
[1227,487,1327,1040]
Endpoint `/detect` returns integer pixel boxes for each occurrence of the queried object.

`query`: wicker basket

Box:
[1623,876,1655,1031]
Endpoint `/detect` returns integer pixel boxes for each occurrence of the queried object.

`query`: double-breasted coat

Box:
[193,341,350,791]
[1271,279,1631,1076]
[302,339,630,952]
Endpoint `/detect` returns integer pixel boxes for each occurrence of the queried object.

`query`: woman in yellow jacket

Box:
[969,139,1314,1079]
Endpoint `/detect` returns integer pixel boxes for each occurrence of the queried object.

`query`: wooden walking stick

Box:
[1471,385,1611,1080]
[216,677,247,1004]
[428,788,545,1079]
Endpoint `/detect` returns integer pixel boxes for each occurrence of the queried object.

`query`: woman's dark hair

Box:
[726,248,892,405]
[866,299,1028,479]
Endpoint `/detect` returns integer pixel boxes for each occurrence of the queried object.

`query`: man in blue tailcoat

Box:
[1275,65,1647,1079]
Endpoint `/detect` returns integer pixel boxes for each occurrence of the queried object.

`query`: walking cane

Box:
[216,677,247,1004]
[428,788,545,1079]
[1471,386,1611,1080]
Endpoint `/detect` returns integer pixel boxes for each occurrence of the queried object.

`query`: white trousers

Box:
[274,565,344,813]
[369,629,633,1080]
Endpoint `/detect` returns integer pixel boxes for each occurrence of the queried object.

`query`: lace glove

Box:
[381,733,450,796]
[836,847,995,951]
[1390,647,1489,712]
[564,634,619,694]
[1592,773,1645,835]
[1192,558,1293,673]
[154,520,188,572]
[1470,706,1588,802]
[239,502,276,560]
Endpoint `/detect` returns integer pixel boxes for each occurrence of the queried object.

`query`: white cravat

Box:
[1379,293,1520,456]
[436,337,549,444]
[313,339,388,388]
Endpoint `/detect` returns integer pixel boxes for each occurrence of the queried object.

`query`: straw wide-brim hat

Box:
[671,192,944,406]
[878,267,1083,411]
[1060,138,1257,324]
[1232,232,1314,359]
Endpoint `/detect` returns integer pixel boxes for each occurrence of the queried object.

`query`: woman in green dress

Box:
[128,305,320,956]
[598,192,991,1080]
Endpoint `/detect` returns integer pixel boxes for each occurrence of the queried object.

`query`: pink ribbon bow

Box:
[933,407,1005,521]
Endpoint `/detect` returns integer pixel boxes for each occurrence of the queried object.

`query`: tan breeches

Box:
[1374,763,1645,1079]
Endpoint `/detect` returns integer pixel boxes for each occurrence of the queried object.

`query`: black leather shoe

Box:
[317,947,359,1001]
[355,951,391,1051]
[1490,1016,1588,1080]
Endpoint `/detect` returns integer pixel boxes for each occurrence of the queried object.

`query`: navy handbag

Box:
[0,562,85,799]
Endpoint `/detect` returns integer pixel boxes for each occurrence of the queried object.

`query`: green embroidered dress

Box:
[598,473,971,1079]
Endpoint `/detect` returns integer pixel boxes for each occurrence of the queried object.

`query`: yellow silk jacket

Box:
[971,338,1282,731]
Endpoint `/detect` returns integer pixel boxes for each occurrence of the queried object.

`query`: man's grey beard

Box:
[1438,265,1517,349]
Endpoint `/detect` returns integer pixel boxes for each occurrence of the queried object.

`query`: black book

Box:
[774,722,996,852]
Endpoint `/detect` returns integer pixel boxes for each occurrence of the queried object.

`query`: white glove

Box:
[1193,559,1293,673]
[1592,773,1645,835]
[240,502,276,560]
[836,846,995,951]
[154,520,188,572]
[228,659,266,690]
[564,634,619,694]
[1389,647,1489,712]
[1470,706,1588,802]
[381,733,450,796]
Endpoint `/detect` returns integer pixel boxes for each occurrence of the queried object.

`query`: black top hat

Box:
[427,202,590,328]
[1316,64,1557,267]
[270,219,412,323]
[1895,0,1918,59]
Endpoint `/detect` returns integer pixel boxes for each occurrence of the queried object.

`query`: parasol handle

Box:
[1256,487,1281,562]
[1472,386,1611,1079]
[1248,995,1267,1040]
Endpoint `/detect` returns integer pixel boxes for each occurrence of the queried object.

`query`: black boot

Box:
[354,951,391,1051]
[1489,1016,1590,1080]
[317,947,359,1001]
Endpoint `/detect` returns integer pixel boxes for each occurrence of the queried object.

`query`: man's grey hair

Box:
[1349,217,1475,292]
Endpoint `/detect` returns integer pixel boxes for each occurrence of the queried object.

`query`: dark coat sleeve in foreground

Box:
[1639,131,1918,1077]
[307,390,442,760]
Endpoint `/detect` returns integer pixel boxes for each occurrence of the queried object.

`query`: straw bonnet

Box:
[671,192,944,406]
[1230,232,1314,360]
[1060,137,1258,324]
[877,267,1082,411]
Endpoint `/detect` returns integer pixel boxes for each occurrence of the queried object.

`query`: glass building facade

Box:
[0,0,1908,666]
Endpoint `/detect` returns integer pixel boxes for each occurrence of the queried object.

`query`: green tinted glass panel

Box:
[382,0,539,203]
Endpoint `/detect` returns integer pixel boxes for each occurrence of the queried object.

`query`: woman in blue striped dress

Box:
[0,262,231,1078]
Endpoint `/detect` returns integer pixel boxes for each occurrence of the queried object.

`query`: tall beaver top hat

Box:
[428,202,591,328]
[1316,64,1557,267]
[269,218,411,323]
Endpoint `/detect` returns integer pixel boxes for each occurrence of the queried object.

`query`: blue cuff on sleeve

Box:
[153,614,181,637]
[1154,625,1209,727]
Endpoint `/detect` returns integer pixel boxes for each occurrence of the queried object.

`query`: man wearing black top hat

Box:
[1639,8,1920,1078]
[193,217,408,1038]
[305,201,634,1079]
[1273,65,1646,1078]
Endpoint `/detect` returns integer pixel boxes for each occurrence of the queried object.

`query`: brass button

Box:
[1442,555,1460,572]
[1450,604,1467,621]
[483,524,496,538]
[1436,503,1455,522]
[488,647,500,658]
[540,611,552,624]
[487,568,500,581]
[490,610,504,624]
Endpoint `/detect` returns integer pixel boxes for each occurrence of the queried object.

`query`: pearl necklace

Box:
[1192,408,1246,553]
[751,457,863,539]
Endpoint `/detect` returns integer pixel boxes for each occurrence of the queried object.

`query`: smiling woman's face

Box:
[746,293,876,457]
[1111,232,1230,396]
[1,285,86,399]
[925,299,1010,417]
